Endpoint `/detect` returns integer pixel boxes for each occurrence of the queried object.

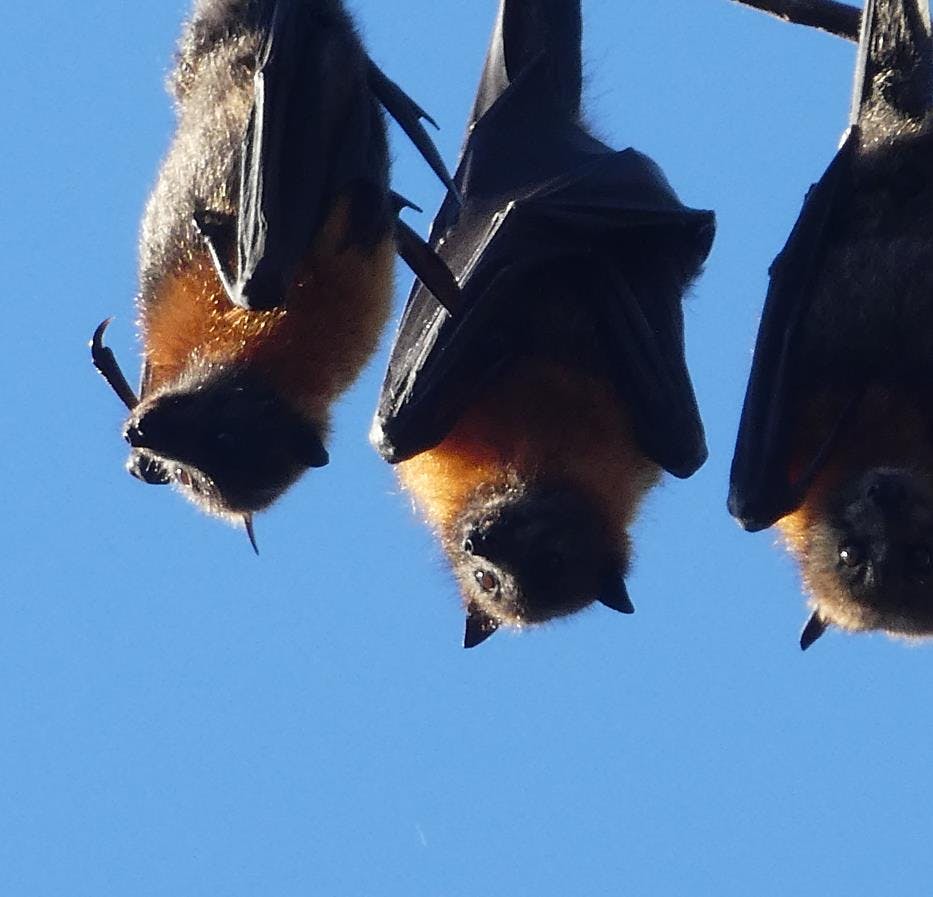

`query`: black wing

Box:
[728,0,933,530]
[727,133,858,530]
[196,1,456,312]
[372,0,713,474]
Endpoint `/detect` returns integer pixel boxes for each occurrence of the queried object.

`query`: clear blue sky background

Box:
[4,0,930,894]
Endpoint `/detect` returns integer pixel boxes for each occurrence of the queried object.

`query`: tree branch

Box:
[729,0,861,42]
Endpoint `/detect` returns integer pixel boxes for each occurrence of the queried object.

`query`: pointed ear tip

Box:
[598,581,635,615]
[799,614,827,651]
[463,627,496,649]
[463,608,498,648]
[243,515,259,556]
[799,631,820,651]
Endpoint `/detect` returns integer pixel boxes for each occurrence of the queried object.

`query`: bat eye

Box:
[909,546,932,573]
[474,570,499,595]
[463,538,475,554]
[839,544,864,568]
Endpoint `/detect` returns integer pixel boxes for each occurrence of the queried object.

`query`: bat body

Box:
[92,0,455,539]
[729,0,933,647]
[372,0,715,647]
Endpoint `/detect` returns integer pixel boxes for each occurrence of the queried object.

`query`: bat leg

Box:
[367,60,461,203]
[394,217,461,315]
[90,318,139,410]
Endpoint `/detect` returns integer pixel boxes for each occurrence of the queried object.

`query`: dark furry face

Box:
[123,366,327,517]
[809,467,933,634]
[451,483,627,640]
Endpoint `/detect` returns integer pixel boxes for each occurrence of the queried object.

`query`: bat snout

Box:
[124,422,148,449]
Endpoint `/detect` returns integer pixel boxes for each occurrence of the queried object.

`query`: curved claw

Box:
[391,191,423,215]
[90,318,139,411]
[368,61,462,205]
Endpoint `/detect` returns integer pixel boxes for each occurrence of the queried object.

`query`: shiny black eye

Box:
[839,544,864,567]
[909,546,932,573]
[463,538,475,555]
[474,570,499,594]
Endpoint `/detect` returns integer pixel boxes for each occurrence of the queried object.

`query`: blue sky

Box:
[4,0,932,894]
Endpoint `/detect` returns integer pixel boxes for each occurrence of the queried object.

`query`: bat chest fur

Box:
[140,200,395,428]
[397,358,661,551]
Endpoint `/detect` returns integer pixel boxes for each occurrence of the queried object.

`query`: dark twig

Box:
[729,0,860,42]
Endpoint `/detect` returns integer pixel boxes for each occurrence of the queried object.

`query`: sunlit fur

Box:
[125,0,395,520]
[770,127,933,641]
[779,387,933,639]
[398,359,661,631]
[140,202,395,440]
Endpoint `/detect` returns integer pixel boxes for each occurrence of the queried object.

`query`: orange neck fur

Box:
[140,197,394,428]
[397,359,661,552]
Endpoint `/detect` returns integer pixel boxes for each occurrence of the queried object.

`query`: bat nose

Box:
[124,423,146,448]
[463,531,485,556]
[463,527,498,559]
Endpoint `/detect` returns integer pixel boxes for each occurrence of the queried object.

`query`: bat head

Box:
[122,365,328,520]
[450,482,632,647]
[800,466,933,645]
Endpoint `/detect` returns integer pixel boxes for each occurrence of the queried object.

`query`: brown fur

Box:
[398,359,661,555]
[94,0,402,524]
[779,385,933,634]
[141,197,395,431]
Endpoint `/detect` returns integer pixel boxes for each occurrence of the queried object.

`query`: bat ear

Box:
[800,611,828,651]
[464,604,499,649]
[243,514,259,556]
[598,574,635,615]
[293,425,329,469]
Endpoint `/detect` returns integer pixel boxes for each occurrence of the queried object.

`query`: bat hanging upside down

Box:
[91,0,457,548]
[729,0,933,648]
[371,0,715,647]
